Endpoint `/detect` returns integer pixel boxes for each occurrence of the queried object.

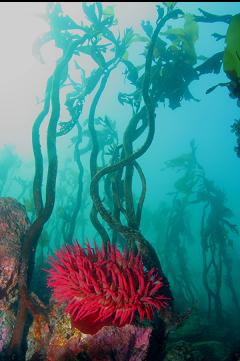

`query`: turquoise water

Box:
[0,3,240,360]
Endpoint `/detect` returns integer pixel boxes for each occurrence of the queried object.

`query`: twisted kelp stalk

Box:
[59,69,112,244]
[89,71,113,246]
[87,50,127,248]
[163,143,201,306]
[65,121,84,244]
[199,180,239,323]
[8,38,87,358]
[90,9,182,276]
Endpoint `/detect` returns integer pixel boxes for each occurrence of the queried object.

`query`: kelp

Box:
[195,51,223,76]
[32,2,118,64]
[163,141,240,319]
[194,8,232,24]
[164,140,203,202]
[141,10,200,109]
[223,13,240,80]
[161,13,199,65]
[5,3,240,359]
[163,2,178,10]
[231,118,240,157]
[194,9,240,159]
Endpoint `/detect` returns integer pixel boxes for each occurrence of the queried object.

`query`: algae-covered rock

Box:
[26,299,153,361]
[0,197,30,353]
[164,338,232,361]
[163,340,203,361]
[192,340,230,361]
[168,310,208,343]
[168,309,233,345]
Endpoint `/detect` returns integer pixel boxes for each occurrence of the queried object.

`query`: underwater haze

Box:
[0,2,240,361]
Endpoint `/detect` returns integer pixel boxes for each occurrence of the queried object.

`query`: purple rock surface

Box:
[0,197,30,352]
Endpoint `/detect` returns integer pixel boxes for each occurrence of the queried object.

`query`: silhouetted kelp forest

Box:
[0,2,240,361]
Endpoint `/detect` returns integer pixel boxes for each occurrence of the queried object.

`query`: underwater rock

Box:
[26,300,77,360]
[163,340,203,361]
[85,324,152,361]
[26,301,74,360]
[167,311,206,343]
[192,340,230,361]
[26,299,152,361]
[165,310,234,360]
[26,313,52,361]
[168,309,231,344]
[0,197,30,353]
[0,309,16,354]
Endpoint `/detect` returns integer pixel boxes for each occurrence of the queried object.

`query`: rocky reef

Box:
[26,300,153,361]
[0,197,30,353]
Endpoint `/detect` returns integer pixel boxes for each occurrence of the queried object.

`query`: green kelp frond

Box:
[223,13,240,80]
[163,2,178,10]
[161,13,199,65]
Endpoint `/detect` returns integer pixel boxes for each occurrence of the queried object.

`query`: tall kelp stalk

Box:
[8,2,109,355]
[6,3,171,356]
[164,197,197,306]
[90,6,183,277]
[199,179,239,323]
[7,3,240,358]
[8,37,89,357]
[164,141,239,322]
[163,141,202,307]
[88,70,118,247]
[64,122,84,243]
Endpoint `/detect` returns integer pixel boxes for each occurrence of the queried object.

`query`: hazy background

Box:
[0,1,239,226]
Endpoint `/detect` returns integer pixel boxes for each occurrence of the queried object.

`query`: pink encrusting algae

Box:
[46,241,170,334]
